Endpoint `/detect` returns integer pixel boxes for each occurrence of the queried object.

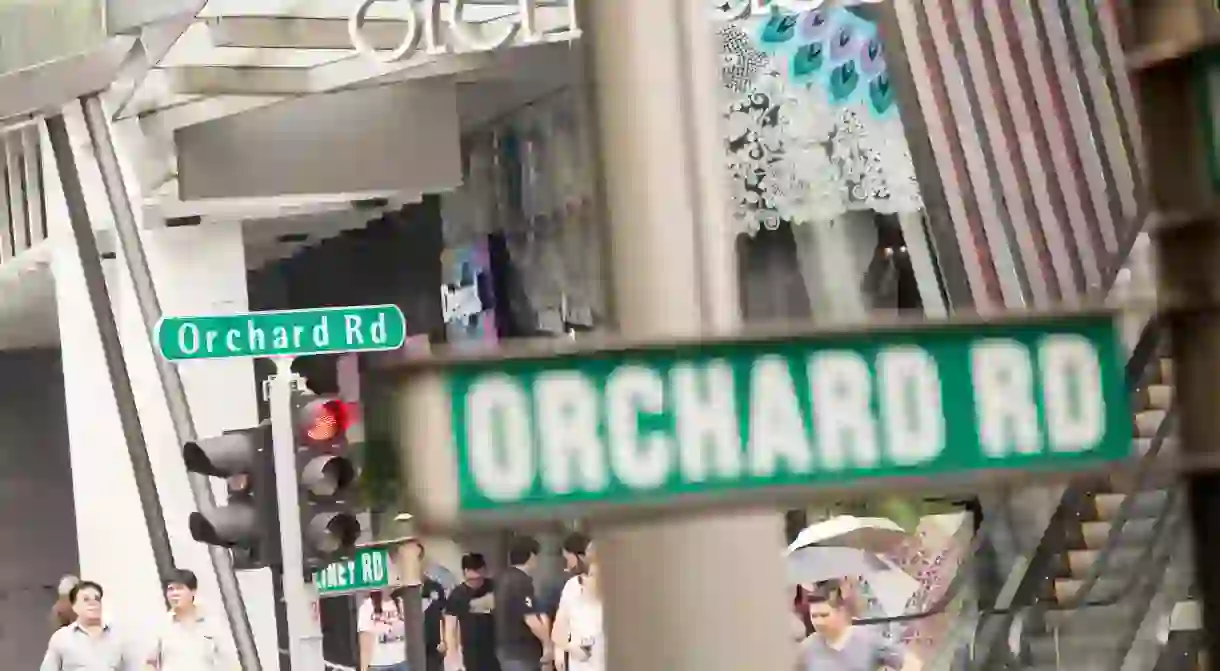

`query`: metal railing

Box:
[968,316,1179,669]
[834,315,1175,667]
[0,120,47,263]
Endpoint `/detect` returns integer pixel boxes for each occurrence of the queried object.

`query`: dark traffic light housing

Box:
[184,423,280,568]
[293,392,362,569]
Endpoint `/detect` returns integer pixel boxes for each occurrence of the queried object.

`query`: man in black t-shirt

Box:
[446,553,500,671]
[494,536,552,671]
[421,576,447,671]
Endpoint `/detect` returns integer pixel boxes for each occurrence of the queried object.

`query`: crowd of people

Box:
[35,533,600,671]
[38,534,918,671]
[359,532,603,671]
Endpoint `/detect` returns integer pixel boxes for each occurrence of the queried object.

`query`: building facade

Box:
[0,0,1177,669]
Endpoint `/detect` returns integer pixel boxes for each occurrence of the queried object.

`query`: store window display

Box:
[440,90,605,341]
[714,2,945,322]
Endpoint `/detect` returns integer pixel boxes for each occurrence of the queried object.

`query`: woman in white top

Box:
[551,544,604,671]
[358,591,408,671]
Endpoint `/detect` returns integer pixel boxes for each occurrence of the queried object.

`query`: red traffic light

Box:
[302,399,352,444]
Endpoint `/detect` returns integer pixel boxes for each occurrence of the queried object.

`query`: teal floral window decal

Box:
[716,4,924,235]
[759,6,894,116]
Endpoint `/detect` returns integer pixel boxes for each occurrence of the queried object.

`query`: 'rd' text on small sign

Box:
[156,305,407,361]
[313,546,402,597]
[391,311,1132,527]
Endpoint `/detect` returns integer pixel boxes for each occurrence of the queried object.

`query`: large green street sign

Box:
[392,311,1131,527]
[156,305,406,361]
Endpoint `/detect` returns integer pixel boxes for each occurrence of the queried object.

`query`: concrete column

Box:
[583,2,790,671]
[48,105,279,669]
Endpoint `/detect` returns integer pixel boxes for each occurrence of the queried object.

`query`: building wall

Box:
[0,349,77,669]
[48,102,280,669]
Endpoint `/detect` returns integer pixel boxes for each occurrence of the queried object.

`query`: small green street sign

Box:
[393,311,1131,526]
[312,546,401,597]
[156,305,406,361]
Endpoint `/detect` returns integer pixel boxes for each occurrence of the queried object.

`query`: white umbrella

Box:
[786,516,919,617]
[787,545,894,584]
[788,515,909,555]
[786,546,920,616]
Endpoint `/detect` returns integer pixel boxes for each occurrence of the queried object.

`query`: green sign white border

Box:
[311,537,417,598]
[153,303,408,361]
[383,308,1137,532]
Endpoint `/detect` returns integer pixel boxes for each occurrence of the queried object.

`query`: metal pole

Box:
[580,2,791,671]
[399,584,426,671]
[78,95,263,671]
[392,540,427,671]
[1154,213,1220,671]
[44,113,176,578]
[271,357,325,671]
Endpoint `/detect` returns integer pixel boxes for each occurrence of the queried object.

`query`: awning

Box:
[113,0,582,129]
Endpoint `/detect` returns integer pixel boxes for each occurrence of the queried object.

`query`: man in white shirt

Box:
[146,569,235,671]
[40,580,136,671]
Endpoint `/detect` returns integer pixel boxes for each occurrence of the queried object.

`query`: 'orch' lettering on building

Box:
[349,0,582,64]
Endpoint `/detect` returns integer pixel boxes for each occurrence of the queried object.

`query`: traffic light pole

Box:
[270,357,325,671]
[580,2,791,671]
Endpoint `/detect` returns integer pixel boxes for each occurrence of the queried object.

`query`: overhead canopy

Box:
[0,37,135,125]
[113,0,583,129]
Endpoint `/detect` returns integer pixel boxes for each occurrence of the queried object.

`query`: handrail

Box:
[1102,211,1153,293]
[1044,410,1176,611]
[1125,315,1163,388]
[816,249,1167,664]
[967,314,1170,668]
[843,316,1168,633]
[965,417,1176,668]
[1108,494,1185,669]
[945,490,1182,670]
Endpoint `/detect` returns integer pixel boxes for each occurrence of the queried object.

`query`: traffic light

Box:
[293,391,362,568]
[184,423,280,568]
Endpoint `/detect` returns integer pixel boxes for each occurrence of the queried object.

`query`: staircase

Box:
[946,0,1220,665]
[990,348,1178,670]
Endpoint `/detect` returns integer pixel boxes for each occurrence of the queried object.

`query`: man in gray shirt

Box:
[799,581,920,671]
[40,580,133,671]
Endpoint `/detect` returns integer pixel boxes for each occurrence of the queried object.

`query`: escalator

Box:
[963,315,1198,670]
[967,1,1215,666]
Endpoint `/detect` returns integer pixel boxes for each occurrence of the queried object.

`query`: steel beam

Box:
[79,96,263,671]
[0,39,135,124]
[45,111,177,584]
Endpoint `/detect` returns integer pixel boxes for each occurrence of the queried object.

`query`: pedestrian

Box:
[147,568,235,670]
[445,553,500,671]
[50,575,80,630]
[798,580,922,671]
[550,543,603,671]
[359,590,408,671]
[493,536,553,671]
[542,533,590,621]
[39,580,133,671]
